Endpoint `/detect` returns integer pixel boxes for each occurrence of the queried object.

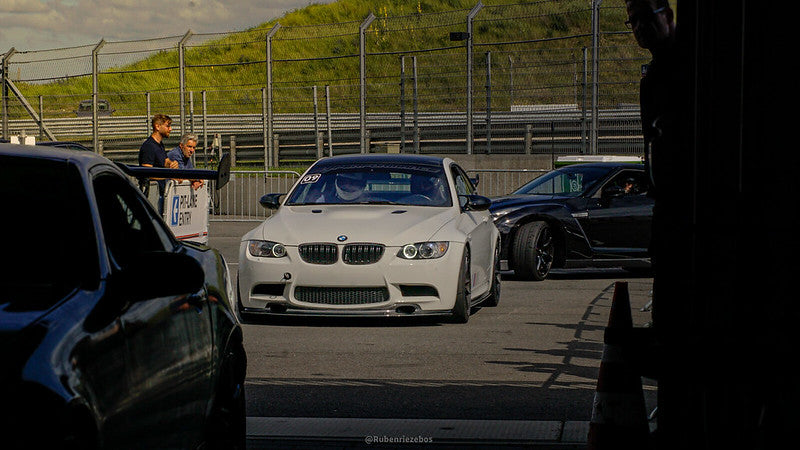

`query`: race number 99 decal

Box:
[300,173,321,184]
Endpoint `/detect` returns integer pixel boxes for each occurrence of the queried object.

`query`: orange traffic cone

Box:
[587,281,650,450]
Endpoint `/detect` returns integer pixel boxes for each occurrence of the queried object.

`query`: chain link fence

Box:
[2,0,653,167]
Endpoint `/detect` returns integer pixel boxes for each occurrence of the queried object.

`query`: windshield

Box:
[512,166,610,197]
[285,164,452,207]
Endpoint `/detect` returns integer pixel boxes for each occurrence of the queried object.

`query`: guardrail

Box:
[7,109,643,165]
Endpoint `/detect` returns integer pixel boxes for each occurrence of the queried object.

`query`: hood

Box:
[248,205,458,246]
[489,194,570,211]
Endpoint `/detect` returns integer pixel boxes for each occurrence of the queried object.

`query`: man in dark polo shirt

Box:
[138,113,178,215]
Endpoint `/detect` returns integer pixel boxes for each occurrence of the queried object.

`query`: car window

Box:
[1,156,99,310]
[93,172,173,269]
[451,166,474,196]
[513,166,609,197]
[604,170,648,196]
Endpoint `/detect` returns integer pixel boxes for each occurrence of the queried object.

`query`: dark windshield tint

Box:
[513,166,610,197]
[285,164,451,207]
[0,156,99,310]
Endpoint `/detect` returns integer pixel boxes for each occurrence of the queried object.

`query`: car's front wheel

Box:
[451,248,471,323]
[513,221,554,281]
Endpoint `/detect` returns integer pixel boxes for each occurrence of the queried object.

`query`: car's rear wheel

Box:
[205,340,247,449]
[483,241,501,307]
[513,221,554,281]
[451,248,471,323]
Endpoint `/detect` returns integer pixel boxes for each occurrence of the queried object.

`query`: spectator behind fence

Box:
[138,114,179,214]
[167,133,204,190]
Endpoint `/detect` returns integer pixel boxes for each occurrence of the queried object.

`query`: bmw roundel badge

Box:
[337,235,348,242]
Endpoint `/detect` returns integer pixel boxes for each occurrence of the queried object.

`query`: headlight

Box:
[398,242,449,259]
[248,240,287,258]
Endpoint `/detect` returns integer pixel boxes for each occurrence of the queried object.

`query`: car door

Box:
[91,170,213,448]
[582,169,653,255]
[451,164,493,295]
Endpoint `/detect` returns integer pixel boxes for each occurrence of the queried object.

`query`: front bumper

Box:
[237,241,465,317]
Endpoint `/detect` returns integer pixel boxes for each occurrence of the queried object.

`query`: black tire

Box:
[205,340,247,450]
[451,248,472,323]
[512,221,554,281]
[483,241,501,307]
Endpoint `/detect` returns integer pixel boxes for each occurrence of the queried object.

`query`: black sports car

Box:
[0,143,245,449]
[489,162,653,280]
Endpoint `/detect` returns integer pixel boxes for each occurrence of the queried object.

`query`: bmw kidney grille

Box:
[298,243,384,265]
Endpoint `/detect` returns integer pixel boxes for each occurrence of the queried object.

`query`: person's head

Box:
[179,133,198,158]
[624,177,636,192]
[151,114,172,140]
[335,172,366,201]
[625,0,675,52]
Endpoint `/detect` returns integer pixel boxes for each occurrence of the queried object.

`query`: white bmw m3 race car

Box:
[237,154,500,323]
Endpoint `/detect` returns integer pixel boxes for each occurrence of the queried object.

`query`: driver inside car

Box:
[334,172,368,202]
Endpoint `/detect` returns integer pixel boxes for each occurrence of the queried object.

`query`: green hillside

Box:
[15,0,640,116]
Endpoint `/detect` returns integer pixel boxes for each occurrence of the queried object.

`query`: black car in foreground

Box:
[0,143,245,449]
[490,162,653,280]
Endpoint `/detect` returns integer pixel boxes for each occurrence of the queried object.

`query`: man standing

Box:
[625,0,679,198]
[167,133,204,190]
[138,114,178,214]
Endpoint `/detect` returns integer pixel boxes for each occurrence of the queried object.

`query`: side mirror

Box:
[259,193,285,210]
[113,252,204,301]
[459,194,492,211]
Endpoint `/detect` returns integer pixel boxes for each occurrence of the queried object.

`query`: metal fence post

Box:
[179,30,192,137]
[466,1,484,155]
[590,0,601,155]
[313,85,322,159]
[92,39,105,154]
[145,91,151,134]
[400,56,406,153]
[485,51,492,155]
[582,46,589,154]
[359,13,376,154]
[266,23,281,168]
[508,55,514,109]
[188,90,194,134]
[202,90,207,167]
[412,56,419,154]
[261,87,268,169]
[325,85,333,156]
[38,95,43,139]
[1,48,15,140]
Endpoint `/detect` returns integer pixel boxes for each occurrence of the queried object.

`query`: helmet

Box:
[335,172,366,201]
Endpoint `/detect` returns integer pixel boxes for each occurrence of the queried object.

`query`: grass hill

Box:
[14,0,641,116]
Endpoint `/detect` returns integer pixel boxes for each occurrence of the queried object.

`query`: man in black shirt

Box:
[626,0,679,199]
[138,114,178,215]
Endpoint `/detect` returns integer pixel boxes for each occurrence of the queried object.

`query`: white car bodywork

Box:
[237,154,500,321]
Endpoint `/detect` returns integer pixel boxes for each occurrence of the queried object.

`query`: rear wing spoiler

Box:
[115,153,231,190]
